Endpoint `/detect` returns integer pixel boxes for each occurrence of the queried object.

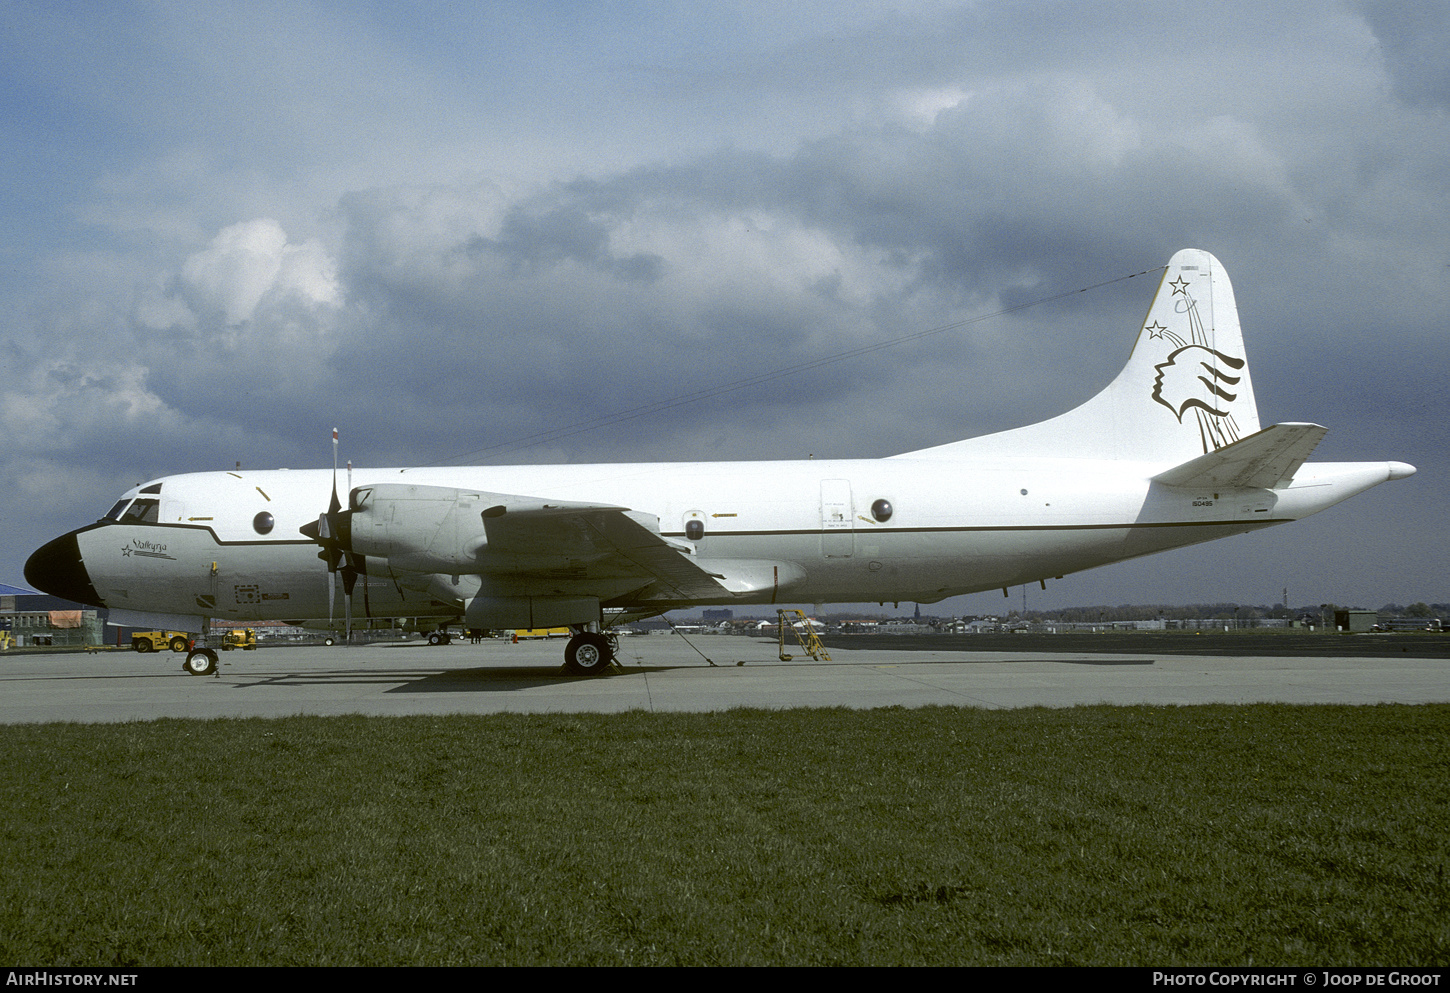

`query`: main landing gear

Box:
[563,630,615,676]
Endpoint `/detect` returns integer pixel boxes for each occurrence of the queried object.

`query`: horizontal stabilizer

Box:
[1152,422,1328,490]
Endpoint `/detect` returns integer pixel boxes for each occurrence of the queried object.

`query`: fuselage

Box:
[25,454,1404,624]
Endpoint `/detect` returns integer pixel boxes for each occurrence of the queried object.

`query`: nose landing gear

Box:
[182,647,219,676]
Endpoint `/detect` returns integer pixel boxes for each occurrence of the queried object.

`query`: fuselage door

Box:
[820,479,854,558]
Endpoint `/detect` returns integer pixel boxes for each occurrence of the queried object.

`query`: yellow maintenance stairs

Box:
[776,609,830,661]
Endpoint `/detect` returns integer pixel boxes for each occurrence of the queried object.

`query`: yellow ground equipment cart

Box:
[219,628,257,651]
[132,631,190,653]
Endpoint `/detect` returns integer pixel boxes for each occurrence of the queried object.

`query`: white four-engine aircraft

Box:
[25,249,1414,674]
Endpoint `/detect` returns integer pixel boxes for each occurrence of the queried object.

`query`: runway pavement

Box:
[2,634,1447,723]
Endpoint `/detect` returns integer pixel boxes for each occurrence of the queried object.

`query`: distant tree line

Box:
[735,602,1447,624]
[960,602,1447,624]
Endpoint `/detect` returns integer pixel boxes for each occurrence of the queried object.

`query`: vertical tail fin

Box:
[1136,248,1260,457]
[897,248,1261,462]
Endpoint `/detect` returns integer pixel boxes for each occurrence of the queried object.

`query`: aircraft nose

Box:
[24,532,105,607]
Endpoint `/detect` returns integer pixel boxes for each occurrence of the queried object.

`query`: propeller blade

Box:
[349,550,372,619]
[297,428,355,641]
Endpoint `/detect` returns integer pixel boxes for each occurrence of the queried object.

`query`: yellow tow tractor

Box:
[513,627,572,640]
[132,631,190,653]
[218,628,257,651]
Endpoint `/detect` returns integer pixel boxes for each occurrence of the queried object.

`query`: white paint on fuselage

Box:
[75,454,1400,623]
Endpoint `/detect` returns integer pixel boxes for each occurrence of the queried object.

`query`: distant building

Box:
[1,591,103,648]
[1333,609,1379,633]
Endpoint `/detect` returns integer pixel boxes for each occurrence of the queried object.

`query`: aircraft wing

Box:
[1152,422,1328,489]
[346,484,739,601]
[481,502,735,601]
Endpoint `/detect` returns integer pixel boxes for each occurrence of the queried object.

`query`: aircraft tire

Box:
[563,632,613,675]
[183,649,218,676]
[169,636,188,653]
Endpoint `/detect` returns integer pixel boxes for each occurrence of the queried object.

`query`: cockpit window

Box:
[119,498,160,524]
[105,500,132,521]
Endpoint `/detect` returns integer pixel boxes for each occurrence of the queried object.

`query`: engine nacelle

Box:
[347,484,490,574]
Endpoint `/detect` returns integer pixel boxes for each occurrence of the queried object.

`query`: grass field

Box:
[2,705,1447,966]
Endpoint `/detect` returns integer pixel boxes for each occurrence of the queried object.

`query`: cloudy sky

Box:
[3,0,1445,615]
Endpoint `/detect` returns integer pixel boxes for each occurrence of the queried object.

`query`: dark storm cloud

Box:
[1360,0,1450,111]
[476,203,665,282]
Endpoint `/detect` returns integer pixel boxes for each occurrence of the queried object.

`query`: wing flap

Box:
[1152,422,1328,490]
[577,509,734,600]
[482,501,734,600]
